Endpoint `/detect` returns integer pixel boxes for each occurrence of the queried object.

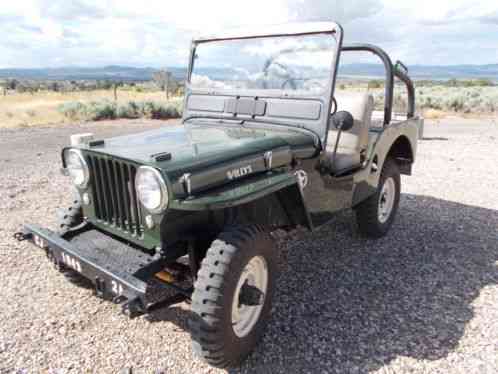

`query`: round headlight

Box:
[64,149,89,188]
[135,166,168,213]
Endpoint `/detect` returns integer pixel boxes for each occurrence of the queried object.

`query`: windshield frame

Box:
[188,24,342,98]
[183,22,344,146]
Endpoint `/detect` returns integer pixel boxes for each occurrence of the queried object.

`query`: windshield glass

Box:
[190,34,337,95]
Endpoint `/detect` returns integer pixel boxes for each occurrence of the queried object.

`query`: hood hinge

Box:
[180,173,192,196]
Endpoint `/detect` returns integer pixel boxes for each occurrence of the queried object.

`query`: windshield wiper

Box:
[184,115,243,125]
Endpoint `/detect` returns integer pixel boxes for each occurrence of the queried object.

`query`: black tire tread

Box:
[55,190,87,283]
[190,225,273,368]
[56,190,83,236]
[355,158,400,238]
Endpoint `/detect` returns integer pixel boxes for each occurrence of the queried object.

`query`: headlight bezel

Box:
[135,166,169,214]
[64,148,90,188]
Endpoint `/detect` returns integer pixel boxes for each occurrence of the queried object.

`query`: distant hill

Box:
[338,63,498,80]
[0,64,497,81]
[0,66,187,81]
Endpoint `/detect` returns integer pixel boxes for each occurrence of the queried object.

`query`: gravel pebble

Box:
[0,117,497,373]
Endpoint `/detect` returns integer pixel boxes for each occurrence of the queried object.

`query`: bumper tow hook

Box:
[13,231,32,242]
[122,298,146,319]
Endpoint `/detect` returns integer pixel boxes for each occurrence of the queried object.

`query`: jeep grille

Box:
[86,154,143,237]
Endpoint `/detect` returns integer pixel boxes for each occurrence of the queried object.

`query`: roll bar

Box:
[393,60,416,119]
[341,44,415,125]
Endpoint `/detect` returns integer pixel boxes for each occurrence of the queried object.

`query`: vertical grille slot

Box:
[120,163,133,233]
[128,165,142,233]
[113,161,124,228]
[87,154,143,238]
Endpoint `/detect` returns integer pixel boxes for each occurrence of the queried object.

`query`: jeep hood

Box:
[81,122,317,195]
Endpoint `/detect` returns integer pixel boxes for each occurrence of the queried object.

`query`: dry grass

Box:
[423,109,447,120]
[3,84,498,128]
[0,90,178,128]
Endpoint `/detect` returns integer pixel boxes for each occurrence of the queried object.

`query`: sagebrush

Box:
[58,100,183,121]
[369,86,498,114]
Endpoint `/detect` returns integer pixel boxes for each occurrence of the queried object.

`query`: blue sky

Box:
[0,0,497,69]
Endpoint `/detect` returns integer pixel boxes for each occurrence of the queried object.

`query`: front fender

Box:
[170,171,295,210]
[169,171,313,230]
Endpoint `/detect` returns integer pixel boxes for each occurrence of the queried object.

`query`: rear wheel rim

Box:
[231,256,268,338]
[378,177,396,224]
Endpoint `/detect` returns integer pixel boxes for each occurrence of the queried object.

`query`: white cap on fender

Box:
[70,133,94,146]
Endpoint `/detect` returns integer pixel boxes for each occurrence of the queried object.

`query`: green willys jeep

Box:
[15,22,423,368]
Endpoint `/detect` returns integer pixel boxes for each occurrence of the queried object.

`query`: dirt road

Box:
[1,117,497,373]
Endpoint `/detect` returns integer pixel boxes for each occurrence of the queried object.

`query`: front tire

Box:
[189,225,277,368]
[354,158,401,238]
[55,189,88,284]
[56,189,83,236]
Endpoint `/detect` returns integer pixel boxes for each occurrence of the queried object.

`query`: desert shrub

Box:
[463,79,494,87]
[420,96,442,110]
[117,101,141,119]
[393,93,407,111]
[140,101,156,119]
[479,96,496,112]
[369,84,498,114]
[445,78,495,88]
[448,97,464,111]
[58,99,182,122]
[469,90,480,98]
[151,104,173,119]
[368,80,384,89]
[85,100,117,120]
[140,101,180,119]
[173,100,183,117]
[447,79,459,87]
[168,100,183,116]
[58,101,86,120]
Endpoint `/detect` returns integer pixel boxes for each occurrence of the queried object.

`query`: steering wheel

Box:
[330,97,338,115]
[280,78,299,90]
[261,58,297,90]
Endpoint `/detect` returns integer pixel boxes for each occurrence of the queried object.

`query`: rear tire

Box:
[189,225,277,368]
[355,158,400,238]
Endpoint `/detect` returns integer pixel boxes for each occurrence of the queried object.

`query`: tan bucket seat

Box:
[326,92,374,173]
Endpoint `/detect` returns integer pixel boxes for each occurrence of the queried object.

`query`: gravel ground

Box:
[0,117,497,373]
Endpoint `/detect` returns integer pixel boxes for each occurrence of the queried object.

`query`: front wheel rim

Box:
[378,177,396,224]
[231,256,268,338]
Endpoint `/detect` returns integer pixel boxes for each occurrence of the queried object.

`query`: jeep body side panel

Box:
[295,158,355,227]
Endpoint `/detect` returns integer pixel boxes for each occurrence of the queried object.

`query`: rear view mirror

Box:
[332,111,354,132]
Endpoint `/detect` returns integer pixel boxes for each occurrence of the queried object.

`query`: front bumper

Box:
[14,224,189,317]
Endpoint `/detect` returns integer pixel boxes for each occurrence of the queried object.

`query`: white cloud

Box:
[384,0,498,24]
[286,0,383,22]
[0,0,497,68]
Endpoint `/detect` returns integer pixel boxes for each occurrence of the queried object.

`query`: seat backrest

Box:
[327,91,374,153]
